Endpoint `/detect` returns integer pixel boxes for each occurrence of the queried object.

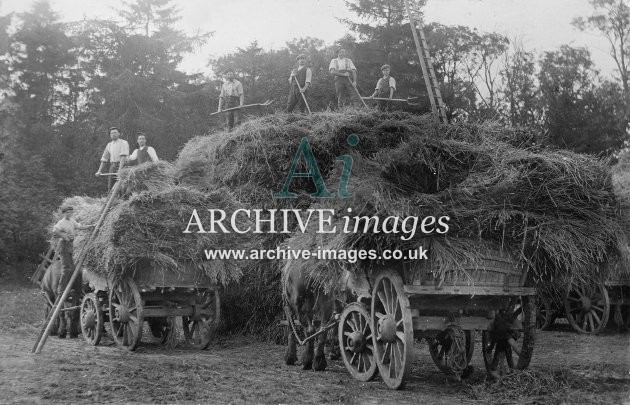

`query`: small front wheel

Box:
[339,302,378,382]
[80,292,104,346]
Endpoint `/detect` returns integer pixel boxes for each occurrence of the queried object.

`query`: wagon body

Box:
[80,259,221,351]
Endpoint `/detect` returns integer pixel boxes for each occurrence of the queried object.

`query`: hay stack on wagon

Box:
[52,163,247,286]
[170,109,624,334]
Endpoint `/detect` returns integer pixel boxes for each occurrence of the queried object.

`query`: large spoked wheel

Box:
[428,329,474,374]
[109,278,144,351]
[371,270,414,390]
[482,296,535,379]
[80,292,104,346]
[564,283,610,335]
[536,293,556,330]
[182,289,220,350]
[339,302,378,382]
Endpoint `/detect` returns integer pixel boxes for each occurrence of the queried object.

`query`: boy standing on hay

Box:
[95,127,129,190]
[329,48,358,108]
[52,206,92,297]
[127,132,159,165]
[218,68,244,132]
[287,54,312,113]
[370,64,396,111]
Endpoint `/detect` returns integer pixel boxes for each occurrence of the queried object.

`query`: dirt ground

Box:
[1,283,629,404]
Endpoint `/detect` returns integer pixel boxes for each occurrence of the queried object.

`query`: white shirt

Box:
[376,77,397,91]
[288,66,312,84]
[100,138,130,163]
[219,80,244,98]
[129,146,159,162]
[53,217,82,240]
[329,57,357,72]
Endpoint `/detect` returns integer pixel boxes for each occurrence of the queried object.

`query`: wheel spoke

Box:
[591,309,602,325]
[377,291,387,313]
[587,312,595,332]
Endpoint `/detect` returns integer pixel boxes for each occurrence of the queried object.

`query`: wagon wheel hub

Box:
[83,309,96,329]
[580,296,592,311]
[116,305,131,323]
[378,315,398,343]
[346,331,366,353]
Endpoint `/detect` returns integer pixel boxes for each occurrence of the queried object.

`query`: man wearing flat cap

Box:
[329,48,358,108]
[52,206,92,298]
[287,54,312,113]
[95,127,129,190]
[218,68,244,132]
[370,64,397,111]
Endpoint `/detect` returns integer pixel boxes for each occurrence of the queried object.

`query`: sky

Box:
[0,0,618,79]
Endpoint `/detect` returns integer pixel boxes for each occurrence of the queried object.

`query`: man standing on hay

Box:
[287,54,312,113]
[52,206,92,298]
[218,68,244,132]
[329,48,358,108]
[127,132,159,165]
[95,126,129,190]
[370,64,396,111]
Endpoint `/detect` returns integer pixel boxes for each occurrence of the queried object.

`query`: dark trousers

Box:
[57,240,75,296]
[287,87,309,113]
[107,162,119,190]
[334,78,355,108]
[225,96,241,131]
[376,89,390,111]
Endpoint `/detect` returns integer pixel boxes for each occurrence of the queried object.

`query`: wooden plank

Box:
[412,316,492,331]
[404,284,535,296]
[143,306,195,318]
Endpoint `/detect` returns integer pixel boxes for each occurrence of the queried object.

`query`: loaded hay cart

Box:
[286,241,536,390]
[80,259,220,351]
[343,246,535,389]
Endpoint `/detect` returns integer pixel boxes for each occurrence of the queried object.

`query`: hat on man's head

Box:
[108,126,120,134]
[381,64,391,71]
[224,67,234,74]
[296,54,307,60]
[337,47,346,54]
[61,206,74,213]
[136,131,146,137]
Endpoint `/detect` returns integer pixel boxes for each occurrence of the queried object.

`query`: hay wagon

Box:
[80,259,220,351]
[288,242,536,390]
[536,274,630,334]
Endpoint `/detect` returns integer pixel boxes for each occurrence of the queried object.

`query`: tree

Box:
[573,0,630,110]
[500,40,540,128]
[538,45,627,154]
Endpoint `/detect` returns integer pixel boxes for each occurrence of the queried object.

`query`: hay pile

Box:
[171,109,623,335]
[52,165,247,286]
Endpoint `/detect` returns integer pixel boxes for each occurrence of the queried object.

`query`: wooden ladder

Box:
[404,0,448,123]
[31,242,60,287]
[32,178,123,354]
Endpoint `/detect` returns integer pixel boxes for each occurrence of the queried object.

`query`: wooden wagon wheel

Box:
[564,282,610,334]
[109,278,144,351]
[148,317,175,344]
[482,296,535,379]
[339,302,378,382]
[536,293,556,330]
[80,292,103,346]
[182,288,220,350]
[428,329,474,374]
[371,270,414,390]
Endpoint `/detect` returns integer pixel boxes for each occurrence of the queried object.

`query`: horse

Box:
[40,260,82,338]
[282,261,345,371]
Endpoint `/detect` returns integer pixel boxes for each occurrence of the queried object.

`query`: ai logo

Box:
[274,134,359,198]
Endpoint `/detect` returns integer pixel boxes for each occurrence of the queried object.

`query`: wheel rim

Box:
[339,302,378,382]
[371,270,414,390]
[428,329,473,374]
[482,296,535,377]
[564,283,609,334]
[80,292,103,346]
[109,278,144,351]
[183,289,220,350]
